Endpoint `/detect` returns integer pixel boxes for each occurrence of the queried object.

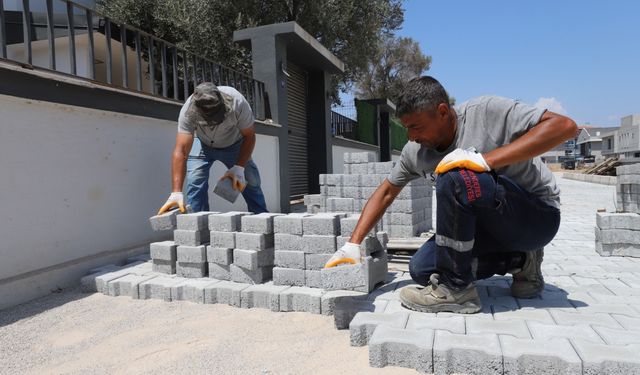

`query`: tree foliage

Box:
[355,35,431,103]
[97,0,404,102]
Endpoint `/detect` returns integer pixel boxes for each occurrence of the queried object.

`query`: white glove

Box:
[220,165,247,191]
[435,148,491,174]
[324,242,362,268]
[157,192,185,214]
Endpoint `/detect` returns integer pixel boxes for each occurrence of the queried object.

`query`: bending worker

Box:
[325,76,577,314]
[158,82,268,214]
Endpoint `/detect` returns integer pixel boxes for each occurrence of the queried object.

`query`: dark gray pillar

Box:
[307,70,333,191]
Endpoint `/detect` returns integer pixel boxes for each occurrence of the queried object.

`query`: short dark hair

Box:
[396,76,450,117]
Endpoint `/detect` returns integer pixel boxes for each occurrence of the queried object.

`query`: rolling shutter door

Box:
[286,62,309,200]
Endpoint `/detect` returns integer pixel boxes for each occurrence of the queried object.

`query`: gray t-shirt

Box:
[178,86,254,148]
[388,95,560,208]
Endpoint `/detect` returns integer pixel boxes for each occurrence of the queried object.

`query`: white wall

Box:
[331,142,379,174]
[0,93,280,308]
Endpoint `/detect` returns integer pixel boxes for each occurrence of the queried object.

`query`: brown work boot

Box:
[399,274,482,314]
[510,249,544,299]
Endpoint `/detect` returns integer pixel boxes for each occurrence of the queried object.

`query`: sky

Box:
[390,0,640,127]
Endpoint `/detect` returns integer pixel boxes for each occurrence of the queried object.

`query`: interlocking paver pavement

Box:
[347,175,640,373]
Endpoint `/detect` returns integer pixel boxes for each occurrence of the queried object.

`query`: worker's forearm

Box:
[236,134,255,167]
[171,150,188,192]
[350,183,397,244]
[483,115,577,169]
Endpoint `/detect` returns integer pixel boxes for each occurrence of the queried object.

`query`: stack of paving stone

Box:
[231,212,282,283]
[207,211,249,280]
[175,212,217,277]
[304,152,432,238]
[272,212,389,292]
[595,163,640,257]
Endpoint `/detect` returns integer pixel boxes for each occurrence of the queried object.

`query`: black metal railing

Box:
[0,0,268,119]
[331,110,359,141]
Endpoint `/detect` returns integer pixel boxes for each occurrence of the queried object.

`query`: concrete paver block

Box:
[327,197,355,212]
[406,313,465,334]
[230,264,272,284]
[368,161,395,174]
[279,286,324,314]
[149,241,177,261]
[320,290,368,316]
[90,262,146,294]
[176,262,207,278]
[273,213,309,235]
[500,336,582,375]
[176,245,207,263]
[302,234,337,254]
[208,212,249,232]
[433,331,502,375]
[171,279,220,303]
[240,282,291,311]
[272,267,306,286]
[149,209,179,231]
[203,280,251,306]
[173,229,209,246]
[342,174,362,187]
[349,311,410,346]
[305,270,323,288]
[573,338,640,375]
[549,310,622,328]
[368,325,433,373]
[209,231,236,248]
[274,233,303,251]
[304,253,333,270]
[465,316,531,338]
[206,246,233,265]
[241,212,283,233]
[233,248,274,270]
[597,212,640,230]
[334,299,389,329]
[139,276,182,301]
[151,260,175,275]
[321,263,366,291]
[208,263,231,280]
[177,212,213,231]
[274,250,305,269]
[492,308,555,323]
[527,321,604,343]
[611,313,640,331]
[107,274,157,299]
[302,214,341,235]
[235,232,274,251]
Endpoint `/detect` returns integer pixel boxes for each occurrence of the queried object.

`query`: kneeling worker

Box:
[158,82,268,214]
[325,76,576,314]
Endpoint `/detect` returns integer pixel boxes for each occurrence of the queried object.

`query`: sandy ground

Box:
[0,286,418,375]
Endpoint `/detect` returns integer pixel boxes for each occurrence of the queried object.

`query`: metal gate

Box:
[286,61,309,200]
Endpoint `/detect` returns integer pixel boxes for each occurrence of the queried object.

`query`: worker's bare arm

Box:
[237,126,257,167]
[171,133,194,192]
[350,179,403,244]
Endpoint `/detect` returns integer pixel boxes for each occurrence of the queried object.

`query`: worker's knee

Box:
[408,239,437,286]
[435,169,498,208]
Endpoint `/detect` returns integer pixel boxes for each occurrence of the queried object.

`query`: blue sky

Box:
[391,0,640,127]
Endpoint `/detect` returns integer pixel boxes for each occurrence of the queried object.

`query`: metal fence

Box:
[331,110,359,141]
[0,0,268,119]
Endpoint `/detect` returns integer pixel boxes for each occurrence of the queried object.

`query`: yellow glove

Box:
[435,148,491,174]
[324,242,362,268]
[157,192,186,215]
[219,165,247,192]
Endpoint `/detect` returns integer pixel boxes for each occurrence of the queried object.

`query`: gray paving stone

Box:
[527,321,603,343]
[597,212,640,230]
[233,248,274,270]
[361,174,386,187]
[327,197,355,212]
[176,212,212,231]
[304,270,323,288]
[176,245,207,263]
[203,280,251,306]
[465,316,531,338]
[139,276,182,301]
[500,336,582,375]
[149,241,177,261]
[235,232,274,251]
[209,231,236,248]
[342,187,362,199]
[279,286,324,314]
[208,212,249,232]
[274,233,303,251]
[273,213,309,235]
[88,262,145,293]
[171,279,221,303]
[368,325,433,373]
[572,339,640,375]
[229,264,272,284]
[320,290,368,317]
[107,274,157,299]
[272,267,306,286]
[274,250,305,269]
[206,247,233,266]
[344,152,376,164]
[593,325,640,345]
[368,161,394,174]
[173,229,209,246]
[151,260,175,275]
[304,253,333,270]
[240,282,291,311]
[176,262,207,278]
[321,263,366,291]
[149,209,179,231]
[405,313,465,334]
[302,214,341,235]
[433,331,502,375]
[207,263,231,280]
[550,310,623,328]
[241,212,283,233]
[493,308,555,323]
[301,234,337,254]
[611,314,640,330]
[349,312,410,346]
